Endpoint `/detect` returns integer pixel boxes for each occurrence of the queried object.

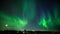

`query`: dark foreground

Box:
[0,30,60,34]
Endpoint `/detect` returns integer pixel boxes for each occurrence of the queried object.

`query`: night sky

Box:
[0,0,60,31]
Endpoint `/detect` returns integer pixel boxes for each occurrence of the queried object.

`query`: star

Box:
[5,24,8,27]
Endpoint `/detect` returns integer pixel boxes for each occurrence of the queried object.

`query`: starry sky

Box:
[0,0,60,31]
